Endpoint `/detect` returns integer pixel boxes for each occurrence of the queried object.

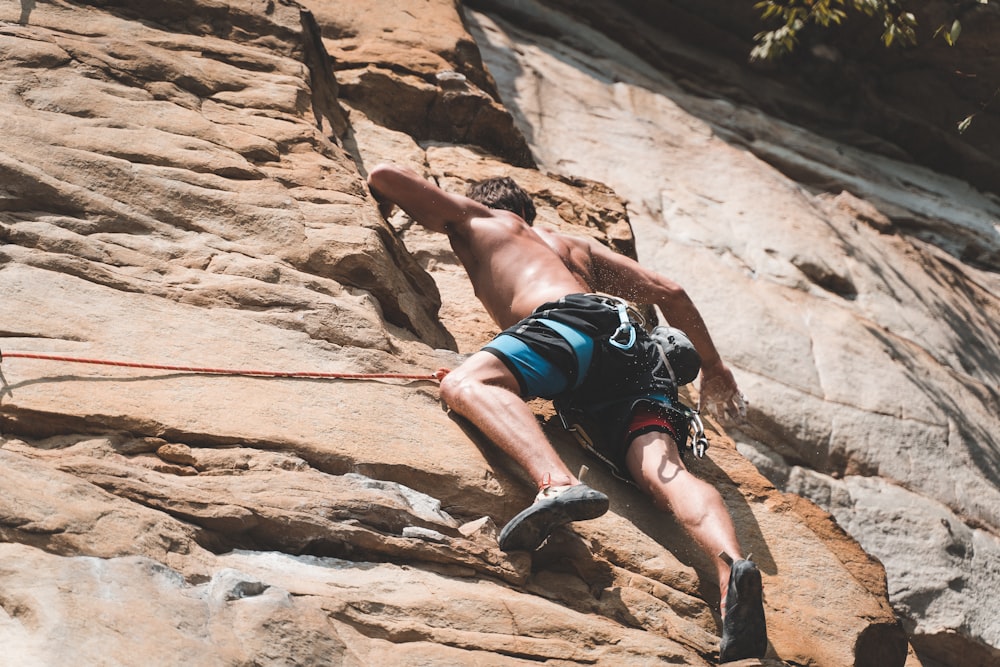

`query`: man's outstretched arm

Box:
[367,163,492,234]
[583,236,746,422]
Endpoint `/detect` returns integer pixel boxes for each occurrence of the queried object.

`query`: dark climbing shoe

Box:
[719,558,768,662]
[498,483,609,552]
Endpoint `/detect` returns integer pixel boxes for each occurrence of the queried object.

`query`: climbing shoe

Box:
[498,483,609,552]
[719,558,768,662]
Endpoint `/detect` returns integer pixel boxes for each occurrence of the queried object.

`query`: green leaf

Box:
[949,19,962,45]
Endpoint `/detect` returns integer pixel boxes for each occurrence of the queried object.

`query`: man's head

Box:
[466,177,536,225]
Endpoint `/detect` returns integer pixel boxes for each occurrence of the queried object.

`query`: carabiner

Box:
[608,302,636,350]
[690,411,709,459]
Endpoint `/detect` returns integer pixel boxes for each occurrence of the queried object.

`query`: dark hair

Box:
[465,177,536,225]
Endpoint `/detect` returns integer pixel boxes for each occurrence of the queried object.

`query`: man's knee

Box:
[438,366,493,413]
[441,353,522,406]
[438,368,467,410]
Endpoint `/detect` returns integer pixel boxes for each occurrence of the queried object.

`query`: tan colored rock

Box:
[157,442,198,466]
[2,0,981,665]
[0,543,354,667]
[0,445,211,569]
[0,0,449,351]
[311,0,535,167]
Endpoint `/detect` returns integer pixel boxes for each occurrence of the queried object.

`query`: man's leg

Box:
[441,350,608,551]
[439,350,577,488]
[625,430,766,661]
[624,431,742,607]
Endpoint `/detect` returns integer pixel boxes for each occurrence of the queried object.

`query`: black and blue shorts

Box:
[483,312,595,398]
[483,294,693,479]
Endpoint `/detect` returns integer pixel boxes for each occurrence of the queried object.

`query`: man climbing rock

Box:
[367,163,767,662]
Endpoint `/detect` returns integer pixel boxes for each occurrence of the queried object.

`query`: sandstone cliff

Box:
[1,1,996,666]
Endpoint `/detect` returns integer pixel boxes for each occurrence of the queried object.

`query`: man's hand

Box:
[368,181,395,219]
[377,198,395,220]
[698,362,747,425]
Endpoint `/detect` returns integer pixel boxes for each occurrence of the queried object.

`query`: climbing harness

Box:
[550,297,711,467]
[558,395,709,469]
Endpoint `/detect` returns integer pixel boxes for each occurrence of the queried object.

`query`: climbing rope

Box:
[0,349,449,382]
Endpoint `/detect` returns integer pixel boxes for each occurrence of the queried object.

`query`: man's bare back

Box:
[367,163,591,328]
[447,212,589,328]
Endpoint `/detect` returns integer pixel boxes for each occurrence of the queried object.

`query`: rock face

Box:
[463,2,1000,666]
[0,2,994,667]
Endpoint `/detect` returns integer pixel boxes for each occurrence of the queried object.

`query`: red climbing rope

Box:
[0,349,449,382]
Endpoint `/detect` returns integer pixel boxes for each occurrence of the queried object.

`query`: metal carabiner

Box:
[607,301,636,350]
[690,410,709,459]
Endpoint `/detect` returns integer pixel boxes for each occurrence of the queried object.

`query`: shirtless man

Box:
[367,163,766,662]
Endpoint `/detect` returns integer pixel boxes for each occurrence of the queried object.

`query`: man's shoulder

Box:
[543,230,599,258]
[466,210,529,234]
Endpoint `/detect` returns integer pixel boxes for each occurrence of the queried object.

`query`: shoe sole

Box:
[498,484,609,552]
[719,559,767,662]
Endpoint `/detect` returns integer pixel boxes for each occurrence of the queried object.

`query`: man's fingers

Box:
[724,392,747,423]
[731,392,748,420]
[702,397,725,421]
[702,391,747,425]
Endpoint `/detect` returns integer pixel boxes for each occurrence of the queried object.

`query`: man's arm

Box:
[583,236,746,422]
[367,163,492,234]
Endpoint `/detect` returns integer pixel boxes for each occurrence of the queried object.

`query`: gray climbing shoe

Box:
[498,483,609,552]
[719,558,768,662]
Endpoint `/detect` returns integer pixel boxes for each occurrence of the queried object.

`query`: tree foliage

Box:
[750,0,991,61]
[751,0,996,131]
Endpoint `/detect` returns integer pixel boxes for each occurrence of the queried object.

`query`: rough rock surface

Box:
[0,1,994,666]
[463,2,1000,666]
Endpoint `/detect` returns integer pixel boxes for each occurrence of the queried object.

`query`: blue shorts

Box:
[484,318,595,398]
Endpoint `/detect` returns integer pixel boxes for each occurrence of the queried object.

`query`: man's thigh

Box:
[447,350,523,394]
[625,430,687,493]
